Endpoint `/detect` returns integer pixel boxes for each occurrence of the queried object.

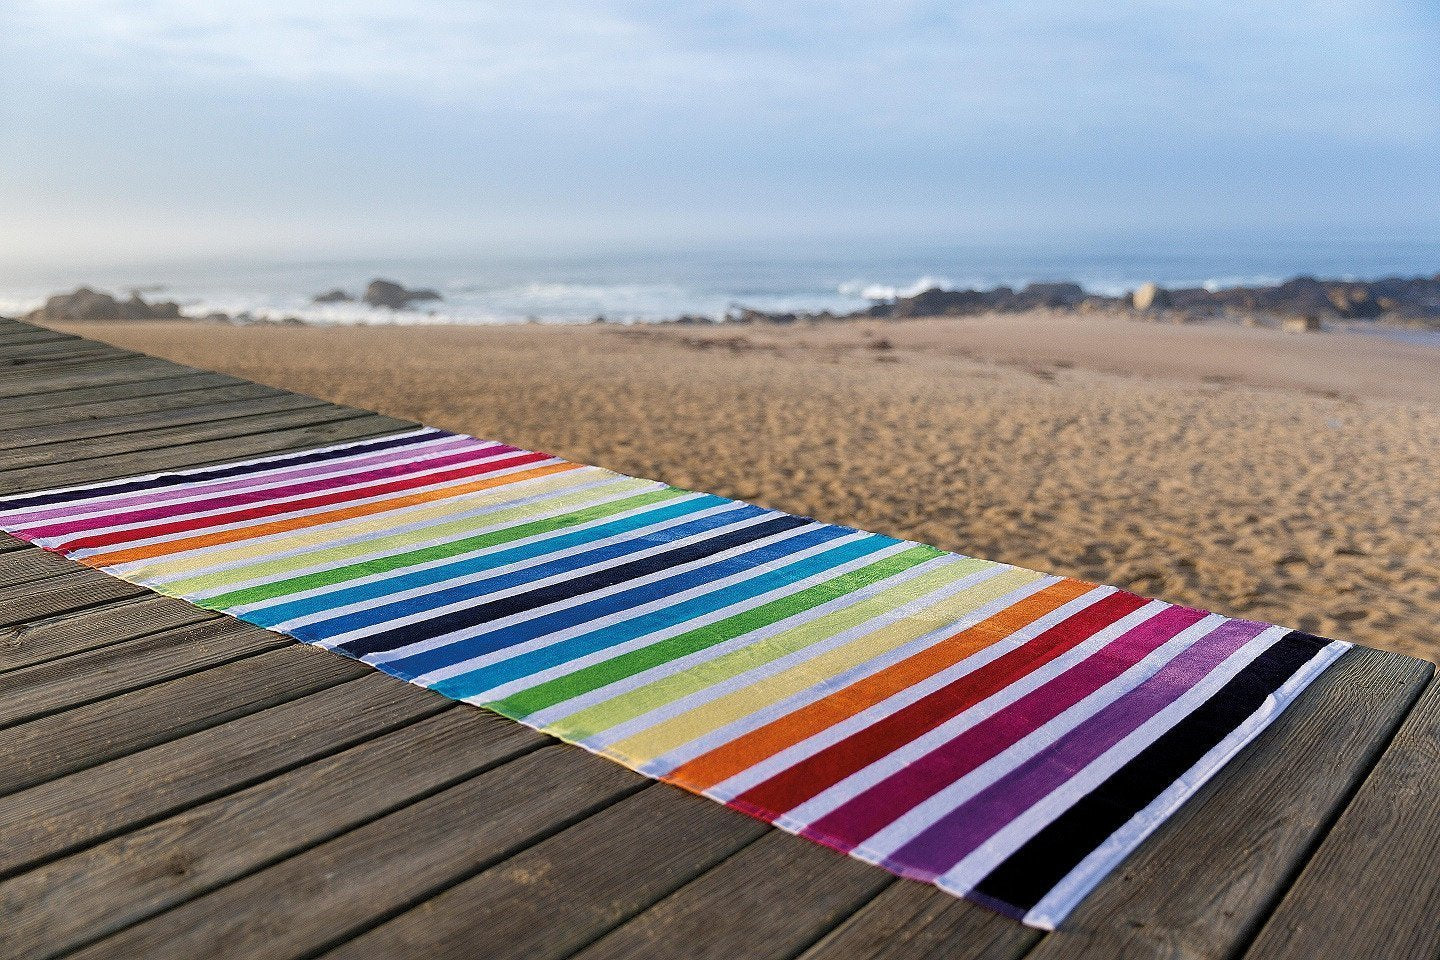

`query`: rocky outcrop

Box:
[313,288,354,303]
[695,273,1440,326]
[363,279,442,310]
[26,287,183,323]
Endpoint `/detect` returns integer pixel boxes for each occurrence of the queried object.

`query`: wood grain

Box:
[1244,675,1440,960]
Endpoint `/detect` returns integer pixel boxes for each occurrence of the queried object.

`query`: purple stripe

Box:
[23,440,516,539]
[883,617,1271,880]
[804,604,1205,847]
[3,434,480,528]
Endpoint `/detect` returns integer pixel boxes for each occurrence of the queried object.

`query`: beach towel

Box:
[0,426,1347,928]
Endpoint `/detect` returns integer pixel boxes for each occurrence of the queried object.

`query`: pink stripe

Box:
[884,618,1269,880]
[5,435,483,528]
[802,604,1207,850]
[23,441,517,539]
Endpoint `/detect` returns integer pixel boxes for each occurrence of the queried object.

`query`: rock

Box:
[1282,314,1324,333]
[1132,282,1172,311]
[363,279,442,310]
[313,288,354,304]
[25,286,183,322]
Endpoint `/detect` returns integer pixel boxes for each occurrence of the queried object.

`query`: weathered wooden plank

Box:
[0,593,217,674]
[0,412,414,494]
[0,544,84,588]
[0,357,199,400]
[0,617,287,727]
[0,396,348,470]
[0,567,148,627]
[0,349,151,380]
[321,784,768,960]
[798,884,1041,960]
[0,671,448,877]
[0,390,326,453]
[7,709,554,960]
[0,329,79,348]
[0,379,283,435]
[1243,675,1440,960]
[567,829,892,960]
[0,342,126,366]
[0,371,237,417]
[1020,647,1432,960]
[0,642,368,796]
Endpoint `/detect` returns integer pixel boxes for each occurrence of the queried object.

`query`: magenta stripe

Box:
[803,604,1207,848]
[23,441,518,539]
[884,617,1270,879]
[4,434,483,528]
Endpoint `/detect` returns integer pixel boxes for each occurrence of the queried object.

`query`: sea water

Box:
[1,238,1436,327]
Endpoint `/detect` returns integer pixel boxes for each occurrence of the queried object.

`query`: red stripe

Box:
[802,605,1206,846]
[732,590,1151,816]
[56,450,550,552]
[25,442,515,540]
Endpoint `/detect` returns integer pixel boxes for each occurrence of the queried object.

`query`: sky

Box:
[1,0,1437,266]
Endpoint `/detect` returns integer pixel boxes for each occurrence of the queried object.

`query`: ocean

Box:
[1,239,1436,326]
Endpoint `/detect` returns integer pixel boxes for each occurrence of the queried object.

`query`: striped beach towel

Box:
[0,426,1347,928]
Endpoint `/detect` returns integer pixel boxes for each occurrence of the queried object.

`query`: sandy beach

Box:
[60,313,1440,661]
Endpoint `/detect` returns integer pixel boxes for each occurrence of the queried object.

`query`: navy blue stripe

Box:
[287,502,767,638]
[329,514,823,664]
[972,630,1331,913]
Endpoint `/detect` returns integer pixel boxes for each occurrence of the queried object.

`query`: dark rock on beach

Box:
[26,287,183,323]
[363,279,443,310]
[313,288,355,303]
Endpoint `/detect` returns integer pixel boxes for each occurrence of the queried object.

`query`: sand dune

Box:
[62,314,1440,660]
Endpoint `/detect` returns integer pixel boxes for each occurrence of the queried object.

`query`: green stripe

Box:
[203,486,686,610]
[549,554,992,740]
[489,543,944,721]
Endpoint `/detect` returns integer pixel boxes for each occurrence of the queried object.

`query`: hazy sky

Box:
[2,0,1437,264]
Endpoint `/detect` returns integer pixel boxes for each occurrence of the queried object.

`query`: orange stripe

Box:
[667,576,1096,793]
[84,462,584,566]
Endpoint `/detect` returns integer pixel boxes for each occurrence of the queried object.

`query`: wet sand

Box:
[61,313,1440,660]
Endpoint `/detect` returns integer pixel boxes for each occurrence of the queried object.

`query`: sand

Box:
[61,312,1440,661]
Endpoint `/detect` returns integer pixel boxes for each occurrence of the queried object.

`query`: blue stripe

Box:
[437,533,899,700]
[246,493,731,626]
[290,502,770,640]
[363,523,855,679]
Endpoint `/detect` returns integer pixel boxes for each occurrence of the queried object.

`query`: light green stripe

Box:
[489,543,944,720]
[163,475,655,596]
[201,485,688,610]
[547,555,994,741]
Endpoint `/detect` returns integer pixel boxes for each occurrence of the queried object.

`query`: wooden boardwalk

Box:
[1,316,1436,960]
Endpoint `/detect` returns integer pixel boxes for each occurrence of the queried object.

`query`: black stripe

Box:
[0,430,446,510]
[338,512,811,658]
[972,630,1332,914]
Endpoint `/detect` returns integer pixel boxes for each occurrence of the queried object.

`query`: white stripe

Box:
[141,472,639,588]
[932,625,1302,901]
[582,563,1020,751]
[1022,637,1348,929]
[642,573,1065,776]
[401,529,880,683]
[7,433,491,532]
[764,600,1169,828]
[183,477,660,599]
[253,497,738,626]
[64,455,565,559]
[500,542,938,717]
[328,515,823,656]
[99,466,614,579]
[848,613,1231,862]
[33,439,510,542]
[703,585,1119,803]
[0,427,437,515]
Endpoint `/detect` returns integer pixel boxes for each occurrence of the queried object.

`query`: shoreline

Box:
[50,314,1440,661]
